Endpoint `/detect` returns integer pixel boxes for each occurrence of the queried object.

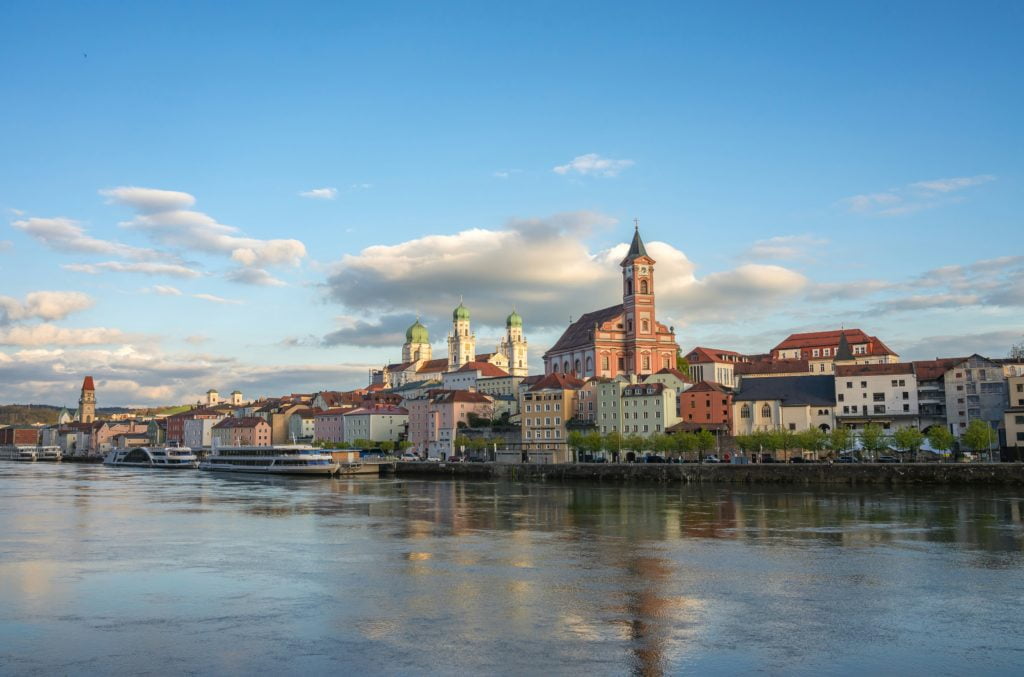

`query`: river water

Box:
[1,463,1023,676]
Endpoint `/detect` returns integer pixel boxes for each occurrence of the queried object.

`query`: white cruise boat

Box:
[200,445,340,476]
[104,446,199,469]
[36,446,62,462]
[0,446,37,462]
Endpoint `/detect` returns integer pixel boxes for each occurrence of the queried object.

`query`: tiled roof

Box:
[432,390,493,404]
[835,363,914,377]
[520,375,543,386]
[82,376,95,390]
[474,352,496,361]
[417,358,449,374]
[734,375,836,406]
[529,372,585,392]
[912,358,967,382]
[772,329,897,357]
[683,380,730,394]
[648,367,693,382]
[315,407,356,417]
[621,227,649,263]
[735,358,809,375]
[623,383,666,396]
[456,361,509,377]
[685,346,745,364]
[213,417,268,429]
[545,304,624,355]
[343,406,409,416]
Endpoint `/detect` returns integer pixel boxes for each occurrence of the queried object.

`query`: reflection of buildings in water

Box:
[0,560,66,615]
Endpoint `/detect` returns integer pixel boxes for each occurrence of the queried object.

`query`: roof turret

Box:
[406,318,429,344]
[506,309,522,328]
[453,302,470,321]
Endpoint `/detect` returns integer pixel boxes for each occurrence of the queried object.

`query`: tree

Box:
[676,349,690,374]
[453,435,471,457]
[567,430,585,462]
[671,432,694,460]
[829,427,852,457]
[397,440,412,452]
[1010,340,1024,361]
[379,440,395,454]
[652,433,675,459]
[860,424,888,461]
[927,426,954,462]
[962,419,998,462]
[892,427,924,461]
[694,430,715,462]
[603,431,623,462]
[797,428,828,460]
[584,431,603,460]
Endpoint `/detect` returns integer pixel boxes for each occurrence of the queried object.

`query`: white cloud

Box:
[553,153,634,178]
[193,293,243,305]
[0,324,130,346]
[323,213,807,339]
[12,217,159,259]
[839,174,995,216]
[103,186,307,268]
[493,169,521,179]
[299,187,337,200]
[743,235,828,261]
[910,175,995,193]
[62,261,201,278]
[0,291,94,324]
[225,267,286,286]
[146,285,182,296]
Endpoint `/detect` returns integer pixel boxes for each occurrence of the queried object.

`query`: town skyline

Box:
[2,2,1022,406]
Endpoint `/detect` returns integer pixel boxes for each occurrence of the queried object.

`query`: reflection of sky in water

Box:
[1,464,1023,675]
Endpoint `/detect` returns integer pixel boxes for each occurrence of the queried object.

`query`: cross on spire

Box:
[633,217,639,231]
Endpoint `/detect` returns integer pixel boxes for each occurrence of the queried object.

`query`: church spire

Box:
[621,221,649,264]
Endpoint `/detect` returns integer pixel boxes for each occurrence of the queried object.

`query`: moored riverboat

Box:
[36,446,62,462]
[200,445,340,476]
[104,446,199,469]
[0,445,37,462]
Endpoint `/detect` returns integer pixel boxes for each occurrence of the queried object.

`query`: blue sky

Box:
[1,1,1022,406]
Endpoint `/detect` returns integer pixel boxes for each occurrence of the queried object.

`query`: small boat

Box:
[36,446,62,462]
[0,446,37,462]
[104,446,199,469]
[200,445,340,476]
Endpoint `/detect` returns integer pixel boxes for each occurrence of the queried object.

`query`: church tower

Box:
[78,376,96,423]
[447,301,476,370]
[402,318,432,363]
[620,223,658,374]
[499,309,529,377]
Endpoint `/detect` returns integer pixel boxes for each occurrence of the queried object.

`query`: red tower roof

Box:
[82,376,95,390]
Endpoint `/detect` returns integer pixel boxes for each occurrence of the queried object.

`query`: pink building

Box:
[313,407,354,443]
[407,390,494,458]
[211,417,272,447]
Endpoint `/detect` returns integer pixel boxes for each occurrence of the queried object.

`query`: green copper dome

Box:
[506,309,522,327]
[453,302,470,321]
[405,319,429,344]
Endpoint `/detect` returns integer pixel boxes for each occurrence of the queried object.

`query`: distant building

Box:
[313,408,354,443]
[406,390,494,458]
[942,355,1009,436]
[521,372,584,463]
[206,389,220,406]
[543,226,679,379]
[912,358,965,431]
[78,376,96,423]
[342,406,409,444]
[684,347,748,387]
[677,381,733,429]
[732,375,836,436]
[619,382,679,436]
[212,417,271,447]
[772,329,898,374]
[0,427,40,446]
[835,363,918,431]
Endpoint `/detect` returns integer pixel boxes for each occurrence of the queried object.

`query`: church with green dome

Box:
[373,301,529,388]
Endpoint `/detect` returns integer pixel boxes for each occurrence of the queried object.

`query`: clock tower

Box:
[620,222,658,374]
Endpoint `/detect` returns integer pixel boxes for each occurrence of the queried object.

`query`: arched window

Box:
[574,359,581,374]
[642,355,650,370]
[761,404,771,419]
[552,362,559,373]
[640,279,649,294]
[586,356,593,374]
[641,319,649,333]
[601,355,609,371]
[740,405,751,419]
[563,361,571,374]
[626,279,633,295]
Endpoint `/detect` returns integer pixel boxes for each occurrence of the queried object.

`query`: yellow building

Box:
[520,372,584,463]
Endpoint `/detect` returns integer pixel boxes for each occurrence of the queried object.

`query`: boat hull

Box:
[199,463,340,476]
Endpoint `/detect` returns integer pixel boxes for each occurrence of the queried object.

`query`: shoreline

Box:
[394,461,1024,486]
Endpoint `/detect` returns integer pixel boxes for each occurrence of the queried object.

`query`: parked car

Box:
[467,455,486,463]
[400,452,419,462]
[836,455,858,463]
[759,455,776,463]
[644,455,668,464]
[789,456,810,464]
[446,455,465,463]
[876,455,899,463]
[702,455,720,464]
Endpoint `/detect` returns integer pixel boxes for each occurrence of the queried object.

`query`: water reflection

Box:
[1,463,1023,675]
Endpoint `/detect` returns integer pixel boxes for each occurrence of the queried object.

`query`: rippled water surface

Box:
[2,463,1024,675]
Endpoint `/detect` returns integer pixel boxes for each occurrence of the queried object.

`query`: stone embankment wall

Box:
[394,462,1024,486]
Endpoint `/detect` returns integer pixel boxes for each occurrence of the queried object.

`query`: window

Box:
[861,381,867,388]
[838,394,844,402]
[873,405,885,414]
[820,363,826,373]
[788,423,796,431]
[642,355,650,370]
[903,404,910,412]
[761,404,771,419]
[812,349,820,357]
[902,391,909,400]
[601,355,609,371]
[847,381,853,388]
[891,380,898,387]
[899,379,906,386]
[641,319,649,333]
[586,356,593,374]
[873,393,885,402]
[740,405,751,419]
[640,279,649,294]
[1016,415,1024,425]
[823,348,830,357]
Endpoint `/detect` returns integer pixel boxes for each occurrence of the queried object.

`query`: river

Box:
[1,463,1023,675]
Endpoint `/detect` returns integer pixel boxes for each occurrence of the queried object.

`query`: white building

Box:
[835,363,918,431]
[183,416,224,449]
[343,406,409,444]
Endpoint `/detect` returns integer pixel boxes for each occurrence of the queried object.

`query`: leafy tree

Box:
[829,427,852,456]
[670,432,694,460]
[453,435,471,456]
[797,428,828,460]
[652,433,675,458]
[379,440,395,454]
[927,426,954,461]
[602,431,623,461]
[676,349,690,374]
[962,419,998,461]
[859,423,888,460]
[397,440,412,452]
[892,427,924,461]
[694,429,715,462]
[584,431,603,459]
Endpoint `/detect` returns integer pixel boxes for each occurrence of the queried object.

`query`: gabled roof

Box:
[912,357,967,382]
[343,406,409,416]
[648,367,692,382]
[315,407,357,417]
[432,390,493,405]
[685,346,745,364]
[529,372,585,392]
[520,375,544,387]
[682,380,730,394]
[474,352,496,362]
[545,304,624,355]
[734,375,836,406]
[456,361,509,377]
[623,383,666,396]
[735,358,810,376]
[772,329,898,357]
[213,416,268,429]
[835,363,914,377]
[417,358,449,374]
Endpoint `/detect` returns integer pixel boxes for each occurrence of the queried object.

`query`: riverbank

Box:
[395,461,1024,485]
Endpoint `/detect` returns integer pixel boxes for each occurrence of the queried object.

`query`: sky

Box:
[1,1,1022,407]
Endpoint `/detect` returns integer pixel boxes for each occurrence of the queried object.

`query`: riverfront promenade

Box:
[395,461,1024,486]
